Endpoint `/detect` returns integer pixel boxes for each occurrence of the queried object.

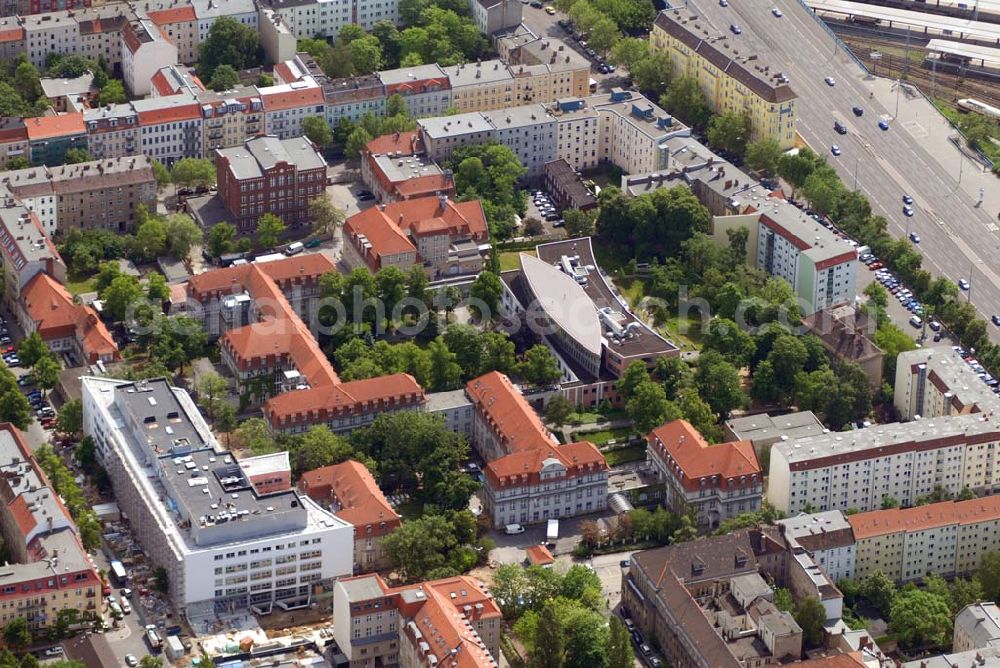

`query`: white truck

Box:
[546,519,559,545]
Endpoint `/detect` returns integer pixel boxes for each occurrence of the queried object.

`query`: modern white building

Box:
[81,376,354,617]
[767,414,1000,515]
[776,511,856,584]
[895,346,1000,421]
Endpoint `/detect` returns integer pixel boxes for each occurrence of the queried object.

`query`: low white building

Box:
[81,376,354,617]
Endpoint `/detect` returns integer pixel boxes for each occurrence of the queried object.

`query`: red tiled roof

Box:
[298,460,400,537]
[848,495,1000,540]
[272,62,299,85]
[344,208,416,269]
[525,544,554,566]
[392,197,488,239]
[21,273,119,363]
[647,419,760,492]
[261,85,324,112]
[146,6,196,23]
[8,496,37,539]
[0,27,25,44]
[393,174,456,199]
[24,113,85,141]
[365,131,424,157]
[136,100,201,125]
[466,372,552,455]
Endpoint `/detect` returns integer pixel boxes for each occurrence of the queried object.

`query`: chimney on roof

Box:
[438,193,448,211]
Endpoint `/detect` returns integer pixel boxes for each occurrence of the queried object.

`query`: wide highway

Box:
[681,0,1000,338]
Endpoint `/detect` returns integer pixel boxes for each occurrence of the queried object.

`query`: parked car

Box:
[771,7,782,16]
[903,194,913,205]
[824,76,836,86]
[831,145,841,156]
[852,106,864,116]
[909,232,920,243]
[879,119,890,130]
[959,279,971,291]
[730,23,741,33]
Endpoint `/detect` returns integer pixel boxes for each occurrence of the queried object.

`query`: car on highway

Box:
[834,121,847,134]
[992,315,1000,327]
[719,0,728,6]
[529,0,542,6]
[730,24,741,33]
[831,145,841,156]
[852,106,864,116]
[959,279,971,290]
[903,194,913,205]
[909,232,921,243]
[771,7,782,16]
[903,206,914,217]
[824,76,835,86]
[879,119,890,130]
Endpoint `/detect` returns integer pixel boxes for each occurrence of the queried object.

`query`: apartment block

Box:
[418,112,497,163]
[466,371,609,528]
[122,18,178,97]
[895,346,1000,421]
[446,60,516,113]
[81,376,355,617]
[15,272,119,365]
[141,3,199,64]
[651,9,798,148]
[377,64,452,118]
[471,0,521,35]
[543,158,596,211]
[768,415,1000,515]
[0,424,102,634]
[342,194,488,278]
[198,88,265,157]
[776,511,856,584]
[954,602,1000,652]
[21,11,80,68]
[0,156,156,235]
[0,201,66,308]
[360,131,456,204]
[11,0,90,14]
[849,496,1000,582]
[261,77,326,140]
[24,113,88,167]
[298,461,402,573]
[647,419,762,529]
[483,105,556,177]
[333,573,501,668]
[216,135,327,231]
[134,93,203,167]
[259,0,399,37]
[84,104,140,160]
[0,119,29,169]
[497,31,590,103]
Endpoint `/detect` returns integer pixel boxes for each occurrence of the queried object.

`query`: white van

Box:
[284,242,304,256]
[909,315,923,328]
[504,524,525,535]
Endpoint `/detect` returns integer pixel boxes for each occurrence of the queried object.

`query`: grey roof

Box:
[903,646,1000,667]
[446,60,514,88]
[377,64,449,87]
[898,346,1000,415]
[725,411,826,445]
[757,197,858,265]
[419,112,494,140]
[191,0,257,18]
[482,104,554,130]
[519,252,602,356]
[337,574,387,602]
[372,152,443,184]
[0,202,60,265]
[424,389,472,413]
[956,602,1000,648]
[776,511,855,552]
[219,135,325,180]
[21,11,77,30]
[39,73,95,99]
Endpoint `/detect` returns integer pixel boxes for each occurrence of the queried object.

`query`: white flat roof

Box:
[807,0,1000,41]
[519,252,603,356]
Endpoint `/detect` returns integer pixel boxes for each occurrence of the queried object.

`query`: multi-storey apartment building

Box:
[121,18,178,97]
[418,112,496,162]
[0,201,66,308]
[647,419,762,529]
[497,31,590,103]
[76,9,129,71]
[333,573,501,668]
[260,0,400,37]
[482,105,556,177]
[0,424,102,634]
[0,157,156,235]
[895,346,1000,421]
[141,3,199,64]
[11,0,90,14]
[261,77,326,139]
[446,60,516,113]
[767,414,1000,515]
[15,272,119,364]
[466,371,609,528]
[776,510,856,584]
[134,93,203,166]
[848,496,1000,582]
[150,64,205,98]
[0,119,28,169]
[192,0,257,44]
[342,194,488,278]
[470,0,521,35]
[954,602,1000,652]
[215,135,327,231]
[84,103,140,160]
[377,64,452,118]
[21,11,79,67]
[24,113,88,167]
[651,9,798,149]
[299,461,401,573]
[360,131,455,204]
[81,376,355,617]
[0,18,26,64]
[199,89,265,157]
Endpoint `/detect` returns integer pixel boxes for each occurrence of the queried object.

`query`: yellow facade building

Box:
[848,496,1000,583]
[651,9,797,148]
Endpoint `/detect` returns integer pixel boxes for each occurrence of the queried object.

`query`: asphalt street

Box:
[683,0,1000,339]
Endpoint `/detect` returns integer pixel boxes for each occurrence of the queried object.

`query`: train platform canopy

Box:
[926,38,1000,67]
[806,0,1000,44]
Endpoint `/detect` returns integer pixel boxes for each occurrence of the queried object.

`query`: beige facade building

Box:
[954,602,1000,653]
[848,496,1000,582]
[446,59,516,112]
[651,9,797,149]
[895,346,1000,421]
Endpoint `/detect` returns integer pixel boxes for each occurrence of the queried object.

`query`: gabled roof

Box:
[24,113,86,141]
[365,131,424,157]
[298,460,400,533]
[847,495,1000,540]
[647,419,760,491]
[145,6,197,23]
[21,273,119,362]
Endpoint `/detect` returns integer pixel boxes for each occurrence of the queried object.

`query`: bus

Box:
[109,560,127,586]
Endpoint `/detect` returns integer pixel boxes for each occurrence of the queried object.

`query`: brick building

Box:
[216,135,327,232]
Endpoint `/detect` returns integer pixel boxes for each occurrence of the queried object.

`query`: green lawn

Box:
[658,314,703,351]
[567,408,627,425]
[575,427,634,445]
[499,251,523,272]
[604,444,647,466]
[64,275,97,295]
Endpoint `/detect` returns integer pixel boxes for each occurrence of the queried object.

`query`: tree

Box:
[695,352,745,418]
[345,127,373,160]
[469,270,502,320]
[706,111,750,157]
[627,380,674,434]
[56,398,83,436]
[171,158,216,189]
[518,345,562,386]
[302,115,333,147]
[545,394,574,429]
[607,616,634,668]
[256,213,286,249]
[609,37,649,71]
[890,588,952,648]
[163,214,203,260]
[13,61,42,103]
[619,360,650,403]
[563,208,596,237]
[533,600,565,668]
[3,618,30,650]
[802,168,844,216]
[207,222,237,257]
[0,82,29,118]
[381,512,479,582]
[197,372,229,420]
[745,138,783,175]
[100,275,144,321]
[0,365,32,430]
[199,16,261,80]
[979,551,1000,602]
[630,51,673,94]
[309,196,346,243]
[139,657,164,668]
[350,36,384,74]
[97,79,126,106]
[794,596,827,648]
[860,571,896,618]
[703,318,755,368]
[661,76,711,129]
[133,217,167,262]
[208,63,239,91]
[773,587,794,612]
[292,426,357,475]
[145,272,169,304]
[34,355,60,395]
[64,148,92,164]
[236,417,276,454]
[17,332,48,368]
[427,338,462,391]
